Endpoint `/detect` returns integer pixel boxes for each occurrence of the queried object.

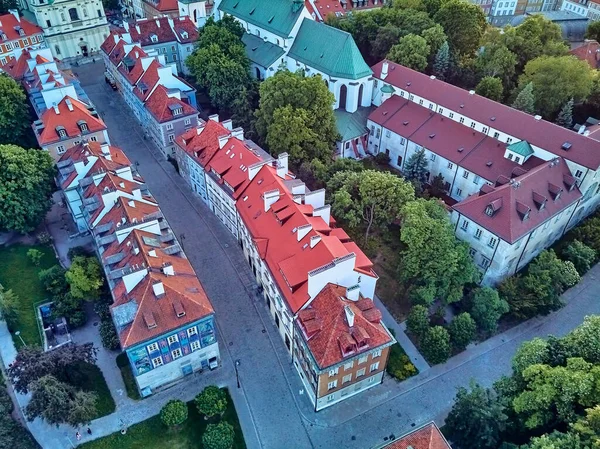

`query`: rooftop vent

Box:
[402,120,409,126]
[430,75,436,80]
[469,90,475,95]
[491,116,496,121]
[486,161,493,167]
[429,133,435,138]
[534,115,542,121]
[457,147,464,153]
[561,141,572,151]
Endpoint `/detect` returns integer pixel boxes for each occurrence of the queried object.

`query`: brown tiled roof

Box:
[0,12,43,42]
[379,422,451,449]
[175,119,231,168]
[570,40,600,69]
[117,45,148,86]
[144,85,197,123]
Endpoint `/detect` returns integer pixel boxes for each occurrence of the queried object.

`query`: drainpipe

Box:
[514,231,534,275]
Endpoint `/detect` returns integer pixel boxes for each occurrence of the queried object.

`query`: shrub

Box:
[374,152,391,165]
[160,399,188,427]
[26,249,43,266]
[65,309,87,328]
[406,305,430,339]
[468,287,509,334]
[37,231,52,245]
[202,422,235,449]
[559,260,580,287]
[39,265,68,297]
[386,343,418,381]
[449,312,476,351]
[195,386,227,418]
[561,240,595,275]
[421,326,451,364]
[99,320,120,351]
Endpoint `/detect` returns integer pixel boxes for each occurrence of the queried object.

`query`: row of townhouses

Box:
[365,60,600,284]
[172,114,395,411]
[0,9,44,66]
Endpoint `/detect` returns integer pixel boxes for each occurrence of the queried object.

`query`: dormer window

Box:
[55,126,67,138]
[77,120,88,132]
[181,31,188,39]
[485,206,494,216]
[0,32,7,41]
[150,34,158,43]
[16,27,25,37]
[174,107,182,116]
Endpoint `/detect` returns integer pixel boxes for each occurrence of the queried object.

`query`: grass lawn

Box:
[81,389,246,449]
[116,353,141,401]
[0,244,57,348]
[69,362,116,419]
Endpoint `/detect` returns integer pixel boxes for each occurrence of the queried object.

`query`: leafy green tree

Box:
[0,144,55,233]
[255,70,337,166]
[230,80,259,140]
[555,98,574,129]
[65,256,104,300]
[476,76,504,102]
[26,249,43,266]
[449,312,476,351]
[445,382,507,449]
[0,284,18,330]
[563,315,600,364]
[512,338,550,379]
[99,320,120,351]
[433,0,486,57]
[39,265,68,297]
[25,375,97,427]
[421,326,451,364]
[432,41,450,80]
[406,305,430,338]
[53,292,87,328]
[372,24,403,62]
[468,287,509,334]
[328,170,415,244]
[392,0,426,10]
[400,199,478,305]
[569,216,600,255]
[586,21,600,42]
[518,56,593,117]
[571,405,600,447]
[388,34,430,71]
[512,82,536,114]
[403,148,429,187]
[562,240,596,275]
[160,399,188,428]
[203,422,235,449]
[421,24,447,56]
[0,0,18,13]
[526,431,584,449]
[0,75,30,146]
[195,386,227,418]
[476,44,517,90]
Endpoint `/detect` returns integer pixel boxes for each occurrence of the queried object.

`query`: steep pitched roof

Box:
[1,48,32,80]
[0,12,43,42]
[219,0,305,37]
[335,107,372,142]
[171,16,198,43]
[118,45,148,85]
[453,158,581,243]
[133,59,160,101]
[570,39,600,68]
[144,85,197,123]
[296,283,392,369]
[288,19,371,79]
[241,33,285,68]
[127,17,177,45]
[371,60,600,169]
[377,422,451,449]
[175,119,231,168]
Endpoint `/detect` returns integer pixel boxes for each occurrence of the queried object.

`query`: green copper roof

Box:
[335,107,373,142]
[507,140,534,157]
[218,0,304,38]
[381,84,395,93]
[242,33,285,68]
[288,19,372,80]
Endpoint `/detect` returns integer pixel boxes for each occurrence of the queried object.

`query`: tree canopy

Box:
[65,256,104,300]
[0,144,55,233]
[476,76,504,102]
[387,34,430,71]
[433,0,486,57]
[0,74,31,146]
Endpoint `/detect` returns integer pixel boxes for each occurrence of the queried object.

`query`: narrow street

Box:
[74,62,600,449]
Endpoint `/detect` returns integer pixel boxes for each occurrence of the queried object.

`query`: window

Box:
[184,118,191,126]
[56,145,66,154]
[147,342,159,352]
[515,156,521,164]
[506,137,513,144]
[152,356,163,368]
[168,134,175,142]
[480,256,491,268]
[419,99,424,105]
[429,103,433,110]
[358,355,368,364]
[57,129,67,138]
[400,137,405,145]
[90,136,98,142]
[187,327,197,337]
[83,6,88,16]
[482,127,488,133]
[376,128,380,138]
[448,162,454,169]
[190,340,201,351]
[409,94,414,101]
[372,349,382,358]
[493,132,500,139]
[356,368,366,377]
[473,175,480,184]
[430,153,436,161]
[488,237,497,248]
[370,362,380,372]
[456,188,463,196]
[461,220,469,231]
[171,348,182,359]
[385,129,391,138]
[463,170,470,179]
[469,247,477,257]
[460,117,465,124]
[475,228,482,239]
[575,170,583,178]
[470,121,476,128]
[507,153,514,161]
[327,380,338,390]
[46,20,52,27]
[449,112,454,119]
[327,394,335,402]
[68,8,79,21]
[344,361,354,370]
[167,334,178,345]
[166,123,174,130]
[328,367,339,377]
[98,9,102,17]
[171,45,176,52]
[342,374,352,384]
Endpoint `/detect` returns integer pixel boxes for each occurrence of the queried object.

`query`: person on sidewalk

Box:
[87,427,92,435]
[76,432,81,441]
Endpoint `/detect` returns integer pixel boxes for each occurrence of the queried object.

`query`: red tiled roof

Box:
[171,17,199,43]
[144,85,197,123]
[236,164,376,313]
[100,30,123,56]
[380,422,451,449]
[453,158,581,244]
[108,39,129,67]
[369,96,434,137]
[297,283,392,369]
[128,17,177,45]
[36,97,107,146]
[0,48,31,80]
[372,60,600,169]
[175,119,231,168]
[118,45,148,85]
[306,0,382,21]
[570,40,600,69]
[142,0,177,12]
[95,196,160,234]
[133,59,160,101]
[0,12,43,42]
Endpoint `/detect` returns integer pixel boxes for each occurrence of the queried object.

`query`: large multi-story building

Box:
[56,140,220,395]
[0,10,44,66]
[365,59,600,284]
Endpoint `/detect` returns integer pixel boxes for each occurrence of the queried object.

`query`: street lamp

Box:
[14,331,26,347]
[235,360,241,389]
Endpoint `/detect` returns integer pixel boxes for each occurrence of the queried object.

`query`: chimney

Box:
[128,200,135,207]
[133,246,140,255]
[263,189,280,211]
[313,204,331,225]
[222,119,233,130]
[152,281,165,297]
[231,127,244,140]
[135,25,141,34]
[162,262,174,276]
[469,90,475,95]
[100,143,110,155]
[123,22,130,32]
[218,134,230,149]
[65,98,73,111]
[155,19,160,27]
[53,103,60,114]
[346,285,360,301]
[208,114,219,122]
[248,160,269,181]
[310,234,321,248]
[585,130,591,137]
[9,9,19,22]
[297,224,312,241]
[276,152,288,179]
[148,249,157,257]
[344,305,355,327]
[381,61,389,80]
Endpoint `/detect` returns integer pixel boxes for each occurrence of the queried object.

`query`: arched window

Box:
[54,45,60,55]
[358,84,364,107]
[324,79,329,89]
[83,6,88,16]
[255,29,260,37]
[339,84,347,111]
[69,8,79,21]
[60,12,66,21]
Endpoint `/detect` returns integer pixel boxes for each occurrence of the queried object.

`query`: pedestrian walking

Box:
[87,427,92,435]
[76,432,81,441]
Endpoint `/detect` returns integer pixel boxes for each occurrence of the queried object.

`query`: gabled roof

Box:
[127,17,178,46]
[95,196,160,235]
[306,0,383,21]
[296,283,392,369]
[241,33,285,69]
[175,119,231,168]
[0,12,43,42]
[377,422,451,449]
[36,97,107,146]
[507,140,534,157]
[219,0,305,38]
[453,158,581,243]
[142,0,178,12]
[288,19,372,80]
[570,39,600,68]
[117,45,148,85]
[1,48,31,80]
[171,17,198,44]
[371,60,600,169]
[144,85,197,123]
[133,59,160,101]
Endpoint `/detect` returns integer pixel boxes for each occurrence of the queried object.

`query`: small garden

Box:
[386,330,418,381]
[81,386,246,449]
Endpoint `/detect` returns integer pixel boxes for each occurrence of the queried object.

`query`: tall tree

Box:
[421,24,447,56]
[0,0,18,14]
[372,24,403,62]
[468,286,509,334]
[0,144,55,233]
[433,0,486,57]
[555,98,574,129]
[399,199,478,305]
[445,382,508,449]
[586,21,600,43]
[387,34,430,72]
[403,148,429,187]
[518,56,593,118]
[421,326,451,364]
[255,70,338,166]
[432,41,450,80]
[449,312,476,351]
[476,77,504,102]
[512,82,536,114]
[0,74,30,146]
[328,170,415,244]
[65,256,104,300]
[476,44,518,89]
[0,284,18,330]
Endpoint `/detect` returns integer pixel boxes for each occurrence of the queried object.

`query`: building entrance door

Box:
[181,363,193,376]
[81,45,88,57]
